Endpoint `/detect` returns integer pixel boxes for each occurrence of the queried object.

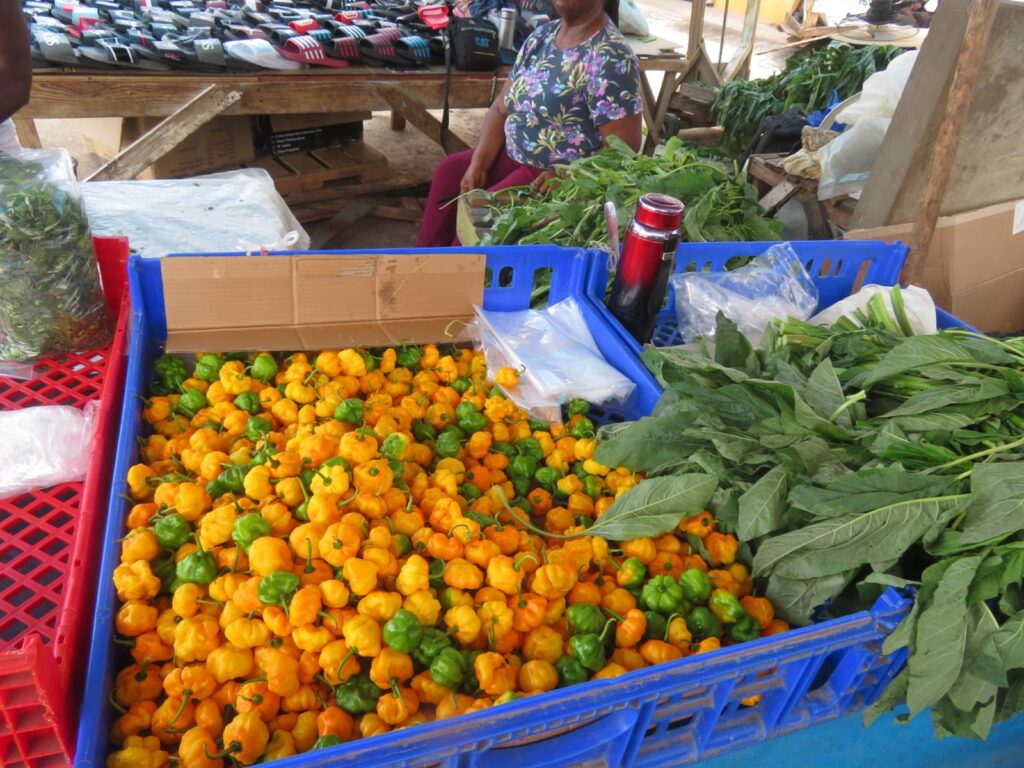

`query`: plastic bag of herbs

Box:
[0,149,112,369]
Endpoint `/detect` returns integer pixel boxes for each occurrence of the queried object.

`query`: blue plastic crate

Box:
[585,240,909,355]
[77,247,913,768]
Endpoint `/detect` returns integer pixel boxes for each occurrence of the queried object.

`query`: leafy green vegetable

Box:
[0,152,112,362]
[598,290,1024,738]
[583,474,719,540]
[712,42,905,154]
[480,136,780,253]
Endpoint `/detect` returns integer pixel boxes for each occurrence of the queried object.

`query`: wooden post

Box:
[13,118,42,149]
[86,84,243,181]
[901,0,1000,285]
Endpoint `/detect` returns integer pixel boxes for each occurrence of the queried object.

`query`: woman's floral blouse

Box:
[504,18,642,169]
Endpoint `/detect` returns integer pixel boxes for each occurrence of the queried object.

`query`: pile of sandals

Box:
[25,0,459,71]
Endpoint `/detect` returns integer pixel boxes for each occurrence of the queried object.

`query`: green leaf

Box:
[789,467,952,519]
[885,378,1009,417]
[993,610,1024,671]
[753,494,969,579]
[764,570,855,626]
[594,415,704,474]
[865,668,909,726]
[805,359,849,425]
[930,463,1024,554]
[585,474,718,541]
[737,466,789,540]
[862,336,976,386]
[906,555,982,717]
[713,314,756,372]
[946,603,1003,717]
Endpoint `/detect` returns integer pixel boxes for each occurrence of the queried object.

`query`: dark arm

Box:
[0,0,32,123]
[461,78,513,193]
[599,113,643,153]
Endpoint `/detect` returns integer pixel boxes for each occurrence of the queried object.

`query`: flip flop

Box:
[308,28,334,42]
[358,27,405,66]
[261,22,299,44]
[276,34,349,66]
[220,23,271,40]
[324,34,361,60]
[394,34,430,64]
[333,22,368,37]
[32,28,102,67]
[417,3,449,29]
[79,38,172,68]
[223,37,304,68]
[288,17,320,33]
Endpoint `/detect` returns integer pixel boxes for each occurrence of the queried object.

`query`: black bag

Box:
[441,16,499,153]
[449,16,499,71]
[742,108,806,164]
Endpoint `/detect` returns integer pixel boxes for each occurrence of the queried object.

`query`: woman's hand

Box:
[460,162,489,194]
[531,170,557,194]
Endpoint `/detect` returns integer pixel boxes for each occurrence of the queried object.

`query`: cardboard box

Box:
[159,252,486,352]
[255,112,370,156]
[845,200,1024,333]
[122,116,256,179]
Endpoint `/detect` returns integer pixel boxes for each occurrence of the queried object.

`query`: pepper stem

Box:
[166,690,192,727]
[204,740,243,761]
[512,552,539,572]
[597,618,616,643]
[495,488,578,540]
[336,647,358,681]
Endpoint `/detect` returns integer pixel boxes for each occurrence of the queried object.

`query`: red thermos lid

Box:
[633,193,685,231]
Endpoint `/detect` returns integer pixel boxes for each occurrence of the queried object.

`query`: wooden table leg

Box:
[86,84,243,181]
[376,84,470,154]
[13,118,42,149]
[390,111,407,131]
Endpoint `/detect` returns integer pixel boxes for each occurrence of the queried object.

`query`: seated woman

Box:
[417,0,643,247]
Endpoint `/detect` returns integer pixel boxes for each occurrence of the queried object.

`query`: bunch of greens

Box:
[0,152,111,362]
[596,290,1024,739]
[712,42,905,155]
[480,136,780,248]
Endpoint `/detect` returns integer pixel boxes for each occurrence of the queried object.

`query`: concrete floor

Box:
[34,1,792,248]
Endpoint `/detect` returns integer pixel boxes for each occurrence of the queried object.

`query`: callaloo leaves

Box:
[712,42,905,155]
[598,303,1024,739]
[480,136,780,249]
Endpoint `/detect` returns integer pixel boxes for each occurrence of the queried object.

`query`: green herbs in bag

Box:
[0,150,112,363]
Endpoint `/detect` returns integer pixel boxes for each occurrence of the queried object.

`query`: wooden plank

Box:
[22,74,504,119]
[369,205,421,222]
[248,156,290,180]
[276,152,324,176]
[723,0,761,82]
[13,118,41,149]
[375,83,471,154]
[687,0,707,61]
[902,0,999,285]
[285,175,426,207]
[311,144,390,183]
[309,202,373,248]
[86,84,242,181]
[853,0,1024,228]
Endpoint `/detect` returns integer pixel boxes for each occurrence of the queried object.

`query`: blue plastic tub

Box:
[584,240,909,355]
[77,246,913,768]
[583,240,973,399]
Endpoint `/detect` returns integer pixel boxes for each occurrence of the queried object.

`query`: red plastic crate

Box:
[0,237,130,768]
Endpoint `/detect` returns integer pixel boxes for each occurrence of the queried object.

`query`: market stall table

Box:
[17,35,686,180]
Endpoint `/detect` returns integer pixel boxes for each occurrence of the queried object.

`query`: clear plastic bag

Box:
[671,242,818,343]
[0,402,98,501]
[81,168,309,257]
[473,297,636,422]
[0,149,113,366]
[810,284,937,334]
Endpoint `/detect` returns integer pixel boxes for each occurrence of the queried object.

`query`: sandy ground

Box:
[33,2,792,247]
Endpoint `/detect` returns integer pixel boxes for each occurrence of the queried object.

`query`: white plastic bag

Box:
[810,284,937,334]
[671,242,818,343]
[818,51,918,200]
[473,297,636,422]
[81,168,309,257]
[618,0,649,36]
[0,403,98,501]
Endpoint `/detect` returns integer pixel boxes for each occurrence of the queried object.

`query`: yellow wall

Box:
[713,0,793,25]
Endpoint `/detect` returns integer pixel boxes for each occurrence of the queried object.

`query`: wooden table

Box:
[17,35,687,179]
[747,153,857,238]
